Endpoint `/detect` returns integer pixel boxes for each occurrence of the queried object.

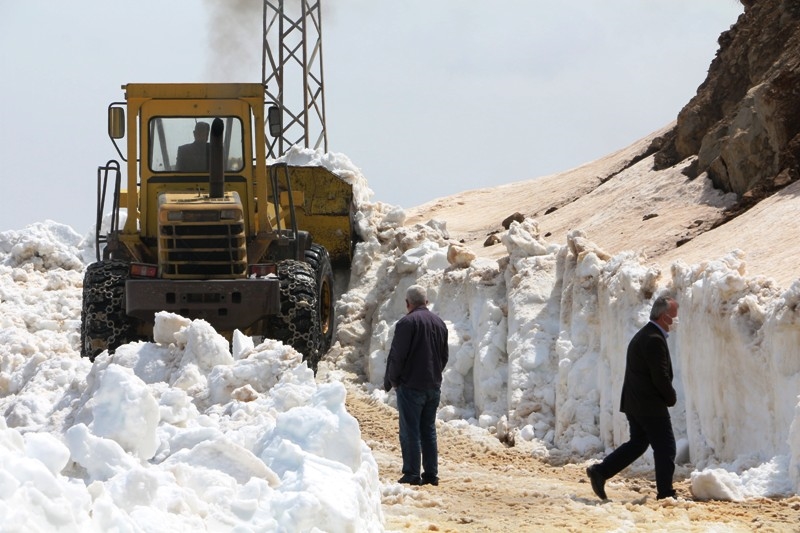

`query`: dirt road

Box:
[344,384,800,532]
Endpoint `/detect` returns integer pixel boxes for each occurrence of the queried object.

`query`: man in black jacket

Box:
[176,121,210,172]
[384,285,449,486]
[587,296,679,501]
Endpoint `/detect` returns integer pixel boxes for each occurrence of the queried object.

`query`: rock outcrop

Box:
[656,0,800,201]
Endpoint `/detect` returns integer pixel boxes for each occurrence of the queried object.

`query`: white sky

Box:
[0,1,742,233]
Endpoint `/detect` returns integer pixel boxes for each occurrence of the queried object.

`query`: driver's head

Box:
[194,122,210,142]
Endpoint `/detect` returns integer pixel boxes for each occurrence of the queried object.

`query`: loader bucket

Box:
[282,165,355,267]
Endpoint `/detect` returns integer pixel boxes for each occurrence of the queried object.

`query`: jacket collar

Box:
[649,320,669,339]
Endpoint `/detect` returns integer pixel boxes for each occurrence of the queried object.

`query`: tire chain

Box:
[80,260,136,360]
[268,260,321,369]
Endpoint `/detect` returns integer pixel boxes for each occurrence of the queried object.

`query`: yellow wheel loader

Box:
[81,83,353,371]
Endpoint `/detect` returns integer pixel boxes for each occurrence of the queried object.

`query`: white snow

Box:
[0,220,383,531]
[0,148,799,530]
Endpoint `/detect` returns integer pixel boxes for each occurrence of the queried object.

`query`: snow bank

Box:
[325,164,800,501]
[0,226,384,531]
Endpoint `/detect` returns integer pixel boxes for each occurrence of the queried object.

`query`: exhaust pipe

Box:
[209,118,224,198]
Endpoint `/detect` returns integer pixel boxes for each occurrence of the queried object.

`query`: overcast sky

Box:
[0,1,742,233]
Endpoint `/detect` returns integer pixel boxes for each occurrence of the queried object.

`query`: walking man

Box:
[384,285,449,486]
[587,295,679,500]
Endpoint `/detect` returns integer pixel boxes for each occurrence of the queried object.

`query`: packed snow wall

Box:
[330,202,800,493]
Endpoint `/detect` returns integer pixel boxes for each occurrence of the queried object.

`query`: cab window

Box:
[148,117,244,173]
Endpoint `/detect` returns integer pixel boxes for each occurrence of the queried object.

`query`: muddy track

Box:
[344,384,800,532]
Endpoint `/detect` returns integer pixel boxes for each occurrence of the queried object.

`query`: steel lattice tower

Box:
[262,0,328,158]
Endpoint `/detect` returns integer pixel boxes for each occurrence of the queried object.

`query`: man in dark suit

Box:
[176,121,210,172]
[384,285,449,486]
[587,296,679,501]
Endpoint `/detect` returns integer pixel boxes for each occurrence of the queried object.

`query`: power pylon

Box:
[262,0,328,158]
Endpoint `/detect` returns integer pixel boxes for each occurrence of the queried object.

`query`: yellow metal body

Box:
[110,82,353,270]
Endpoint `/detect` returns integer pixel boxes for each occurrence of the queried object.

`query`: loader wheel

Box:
[304,243,335,356]
[80,260,137,361]
[265,260,321,372]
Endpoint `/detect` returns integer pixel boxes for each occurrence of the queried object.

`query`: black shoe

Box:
[656,490,676,500]
[586,465,607,500]
[421,475,439,486]
[397,474,422,486]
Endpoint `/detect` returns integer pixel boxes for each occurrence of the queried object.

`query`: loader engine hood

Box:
[157,191,247,279]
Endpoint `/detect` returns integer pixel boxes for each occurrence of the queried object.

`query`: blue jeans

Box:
[396,386,441,480]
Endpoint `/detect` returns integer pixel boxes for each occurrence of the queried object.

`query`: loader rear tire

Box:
[80,260,138,362]
[304,243,335,356]
[265,260,321,372]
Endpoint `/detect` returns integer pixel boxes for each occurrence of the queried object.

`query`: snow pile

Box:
[0,225,383,531]
[324,158,800,502]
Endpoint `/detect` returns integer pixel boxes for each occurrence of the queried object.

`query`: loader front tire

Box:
[265,260,321,372]
[80,260,137,361]
[304,243,335,356]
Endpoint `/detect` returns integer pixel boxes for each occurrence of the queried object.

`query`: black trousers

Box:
[595,413,676,498]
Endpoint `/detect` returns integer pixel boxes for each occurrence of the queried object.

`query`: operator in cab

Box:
[176,121,210,172]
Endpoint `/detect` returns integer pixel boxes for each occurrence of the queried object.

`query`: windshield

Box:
[148,117,244,173]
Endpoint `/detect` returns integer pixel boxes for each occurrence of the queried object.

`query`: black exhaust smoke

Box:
[209,118,224,198]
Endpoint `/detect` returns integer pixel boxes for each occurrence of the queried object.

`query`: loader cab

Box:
[106,109,248,174]
[110,83,270,246]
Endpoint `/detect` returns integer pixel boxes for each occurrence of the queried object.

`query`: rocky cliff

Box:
[655,0,800,209]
